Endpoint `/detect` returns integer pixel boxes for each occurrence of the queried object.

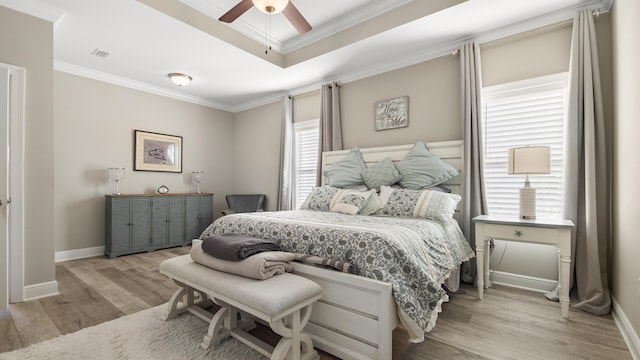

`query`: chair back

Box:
[225,194,265,213]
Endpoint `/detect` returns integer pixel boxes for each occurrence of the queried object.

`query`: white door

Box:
[0,67,8,310]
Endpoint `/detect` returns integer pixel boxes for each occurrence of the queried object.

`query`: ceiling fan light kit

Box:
[168,73,192,87]
[219,0,312,34]
[252,0,289,14]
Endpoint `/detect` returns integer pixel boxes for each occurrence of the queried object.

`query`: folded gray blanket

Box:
[191,240,294,280]
[201,233,281,261]
[292,253,356,274]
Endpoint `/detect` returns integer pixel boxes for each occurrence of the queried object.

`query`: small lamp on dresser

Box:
[108,167,125,195]
[507,146,550,219]
[192,171,204,194]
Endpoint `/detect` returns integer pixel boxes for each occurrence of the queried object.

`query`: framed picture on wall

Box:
[375,96,409,131]
[134,130,182,173]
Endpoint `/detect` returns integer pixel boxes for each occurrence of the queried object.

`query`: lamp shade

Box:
[252,0,289,14]
[508,146,550,175]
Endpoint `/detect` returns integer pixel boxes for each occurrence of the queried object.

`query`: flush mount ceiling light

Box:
[252,0,289,14]
[168,73,193,87]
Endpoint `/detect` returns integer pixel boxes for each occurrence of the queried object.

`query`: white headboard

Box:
[321,140,465,217]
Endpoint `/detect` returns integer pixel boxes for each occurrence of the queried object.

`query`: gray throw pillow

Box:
[300,186,340,211]
[394,142,459,189]
[361,158,402,191]
[322,147,366,188]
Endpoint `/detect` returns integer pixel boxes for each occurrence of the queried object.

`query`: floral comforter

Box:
[199,210,474,335]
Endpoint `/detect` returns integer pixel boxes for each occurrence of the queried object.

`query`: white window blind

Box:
[293,119,319,209]
[482,73,568,219]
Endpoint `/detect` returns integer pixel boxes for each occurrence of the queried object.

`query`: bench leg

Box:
[165,281,212,320]
[201,304,231,349]
[270,304,318,360]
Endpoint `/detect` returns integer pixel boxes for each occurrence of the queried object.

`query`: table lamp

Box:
[192,171,204,193]
[508,146,550,219]
[108,167,125,195]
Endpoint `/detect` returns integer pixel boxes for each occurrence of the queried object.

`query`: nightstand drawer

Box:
[481,223,558,244]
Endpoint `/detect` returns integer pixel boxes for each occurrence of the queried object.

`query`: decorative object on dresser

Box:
[473,215,574,318]
[191,171,204,193]
[157,185,169,194]
[108,167,125,195]
[134,130,183,173]
[507,145,550,219]
[375,96,408,131]
[104,193,213,258]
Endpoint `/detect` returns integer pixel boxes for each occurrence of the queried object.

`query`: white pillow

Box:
[330,189,381,215]
[376,185,460,221]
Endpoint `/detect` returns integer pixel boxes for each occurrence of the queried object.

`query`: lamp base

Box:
[519,181,536,220]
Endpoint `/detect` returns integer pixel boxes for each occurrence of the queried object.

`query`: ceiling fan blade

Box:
[219,0,254,23]
[282,1,312,34]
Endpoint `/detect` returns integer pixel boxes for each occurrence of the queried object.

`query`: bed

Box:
[199,140,473,360]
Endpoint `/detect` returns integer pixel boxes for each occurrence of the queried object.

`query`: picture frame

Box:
[134,130,182,173]
[375,96,409,131]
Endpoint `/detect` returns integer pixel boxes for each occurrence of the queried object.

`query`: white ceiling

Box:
[1,0,612,112]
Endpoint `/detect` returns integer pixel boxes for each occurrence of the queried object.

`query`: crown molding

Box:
[281,0,412,54]
[54,61,234,112]
[232,0,612,112]
[48,0,612,114]
[0,0,65,23]
[178,0,411,54]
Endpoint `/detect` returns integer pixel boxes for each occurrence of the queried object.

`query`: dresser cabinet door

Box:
[168,196,185,246]
[185,195,213,241]
[151,197,169,248]
[131,197,151,250]
[109,198,131,253]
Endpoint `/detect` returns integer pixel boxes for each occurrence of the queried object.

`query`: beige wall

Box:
[481,22,573,87]
[341,55,461,148]
[54,71,235,252]
[612,0,640,339]
[293,91,320,123]
[231,101,282,211]
[0,6,55,286]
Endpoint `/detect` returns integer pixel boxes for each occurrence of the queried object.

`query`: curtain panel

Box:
[460,42,488,284]
[277,95,294,211]
[316,82,343,185]
[561,9,611,315]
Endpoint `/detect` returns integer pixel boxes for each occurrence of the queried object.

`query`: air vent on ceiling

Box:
[91,48,110,58]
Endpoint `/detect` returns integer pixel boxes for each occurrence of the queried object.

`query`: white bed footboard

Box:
[292,263,399,360]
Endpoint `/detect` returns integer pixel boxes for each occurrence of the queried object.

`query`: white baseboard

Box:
[23,281,59,301]
[489,270,558,293]
[612,295,640,360]
[55,246,105,263]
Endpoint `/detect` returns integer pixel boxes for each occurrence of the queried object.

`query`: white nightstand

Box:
[473,215,575,318]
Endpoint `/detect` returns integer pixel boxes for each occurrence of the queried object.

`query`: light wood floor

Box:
[0,246,632,359]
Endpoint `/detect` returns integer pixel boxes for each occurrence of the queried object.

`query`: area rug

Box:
[0,304,265,360]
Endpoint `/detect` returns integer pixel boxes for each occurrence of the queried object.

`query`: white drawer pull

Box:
[514,230,523,237]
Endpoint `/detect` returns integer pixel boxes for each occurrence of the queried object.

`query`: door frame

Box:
[1,63,26,306]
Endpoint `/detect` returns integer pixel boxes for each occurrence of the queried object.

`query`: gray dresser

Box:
[105,193,213,258]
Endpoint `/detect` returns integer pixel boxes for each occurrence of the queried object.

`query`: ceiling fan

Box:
[219,0,312,34]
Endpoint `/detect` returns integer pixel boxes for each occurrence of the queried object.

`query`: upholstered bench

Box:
[159,255,322,360]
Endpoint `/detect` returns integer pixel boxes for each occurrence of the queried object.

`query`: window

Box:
[482,73,567,219]
[293,119,319,209]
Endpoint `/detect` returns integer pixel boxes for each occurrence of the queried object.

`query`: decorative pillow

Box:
[322,147,366,188]
[394,142,459,189]
[376,185,461,221]
[330,189,381,215]
[300,186,340,211]
[361,158,402,191]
